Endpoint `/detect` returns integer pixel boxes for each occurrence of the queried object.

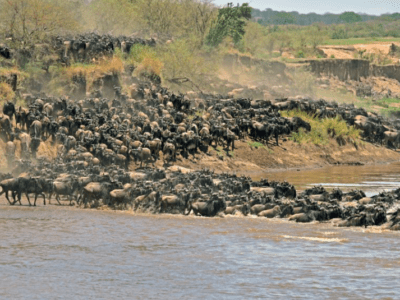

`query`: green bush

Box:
[331,28,348,39]
[296,50,305,58]
[281,110,361,145]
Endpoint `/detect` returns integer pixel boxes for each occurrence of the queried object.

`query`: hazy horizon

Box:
[213,0,400,16]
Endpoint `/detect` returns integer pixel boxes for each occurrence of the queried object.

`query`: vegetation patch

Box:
[215,146,226,159]
[323,37,400,46]
[281,110,361,145]
[357,97,400,115]
[0,82,15,103]
[247,141,265,149]
[46,56,126,95]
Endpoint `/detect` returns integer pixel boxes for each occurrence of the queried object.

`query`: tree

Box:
[0,0,78,49]
[270,30,293,55]
[159,39,217,90]
[339,12,362,23]
[137,0,179,37]
[83,0,138,35]
[331,26,348,39]
[206,3,252,47]
[308,25,327,50]
[272,12,296,25]
[185,0,216,47]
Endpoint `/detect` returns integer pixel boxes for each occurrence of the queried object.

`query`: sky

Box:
[213,0,400,15]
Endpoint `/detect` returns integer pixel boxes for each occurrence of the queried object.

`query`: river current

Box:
[2,163,400,299]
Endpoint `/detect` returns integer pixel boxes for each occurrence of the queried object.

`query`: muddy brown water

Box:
[250,161,400,196]
[2,163,400,299]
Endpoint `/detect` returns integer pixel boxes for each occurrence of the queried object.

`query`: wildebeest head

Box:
[280,205,294,218]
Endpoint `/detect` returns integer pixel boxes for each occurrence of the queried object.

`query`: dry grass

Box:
[64,56,124,91]
[126,44,163,78]
[135,56,163,78]
[0,67,25,78]
[0,82,15,102]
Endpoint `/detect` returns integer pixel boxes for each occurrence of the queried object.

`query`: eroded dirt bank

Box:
[153,139,400,173]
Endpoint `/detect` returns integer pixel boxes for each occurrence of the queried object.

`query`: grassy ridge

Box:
[322,37,400,46]
[356,98,400,115]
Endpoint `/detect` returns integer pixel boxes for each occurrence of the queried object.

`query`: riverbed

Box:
[2,163,400,299]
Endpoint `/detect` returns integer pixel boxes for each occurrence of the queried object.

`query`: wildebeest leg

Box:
[33,193,45,206]
[87,195,93,208]
[82,193,89,207]
[83,194,90,207]
[77,193,83,206]
[14,191,22,205]
[275,133,279,146]
[25,193,32,206]
[4,190,14,205]
[55,194,62,205]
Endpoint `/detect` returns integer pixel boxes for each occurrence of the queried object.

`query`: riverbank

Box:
[157,138,400,173]
[1,136,398,175]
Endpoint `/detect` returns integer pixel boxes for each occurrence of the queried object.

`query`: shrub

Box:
[281,110,360,145]
[331,28,348,39]
[127,44,163,81]
[296,50,305,58]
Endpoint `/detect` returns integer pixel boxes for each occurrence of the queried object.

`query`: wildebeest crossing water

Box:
[2,59,400,298]
[2,163,400,298]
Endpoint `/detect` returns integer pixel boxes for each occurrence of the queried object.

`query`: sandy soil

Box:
[318,45,357,59]
[319,42,400,62]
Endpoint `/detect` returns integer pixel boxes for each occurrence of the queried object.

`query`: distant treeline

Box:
[252,8,400,26]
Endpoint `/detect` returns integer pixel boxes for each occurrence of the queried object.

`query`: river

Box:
[2,163,400,299]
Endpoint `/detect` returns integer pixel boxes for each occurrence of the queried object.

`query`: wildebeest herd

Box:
[2,79,400,230]
[1,33,157,63]
[53,33,157,65]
